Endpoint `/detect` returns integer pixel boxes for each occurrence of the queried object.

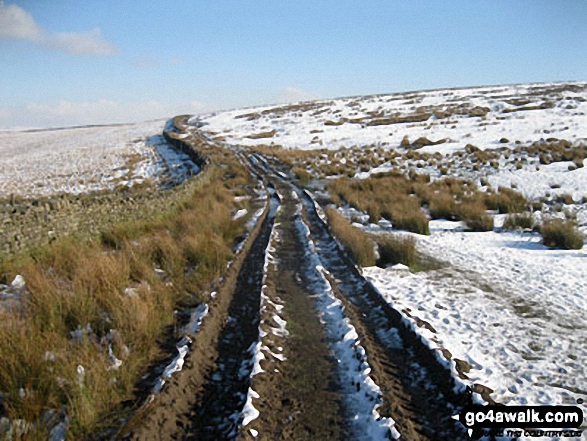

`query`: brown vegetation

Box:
[374,234,417,268]
[327,172,430,235]
[0,144,253,438]
[325,207,376,267]
[539,220,584,250]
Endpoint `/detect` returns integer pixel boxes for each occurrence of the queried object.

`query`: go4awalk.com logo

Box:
[455,405,584,439]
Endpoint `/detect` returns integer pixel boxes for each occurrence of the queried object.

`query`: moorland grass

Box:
[0,147,252,438]
[374,234,417,268]
[325,207,376,267]
[539,219,584,250]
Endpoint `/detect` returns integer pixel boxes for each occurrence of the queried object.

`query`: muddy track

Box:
[118,189,277,440]
[186,190,280,439]
[122,148,470,440]
[239,182,345,441]
[247,153,470,440]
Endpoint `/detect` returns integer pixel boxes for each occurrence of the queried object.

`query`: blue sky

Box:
[0,0,586,128]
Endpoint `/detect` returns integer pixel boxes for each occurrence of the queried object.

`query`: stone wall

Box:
[0,120,213,259]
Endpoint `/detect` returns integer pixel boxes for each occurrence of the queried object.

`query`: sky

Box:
[0,0,586,129]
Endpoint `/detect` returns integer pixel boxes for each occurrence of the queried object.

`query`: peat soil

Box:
[121,148,470,441]
[239,182,344,441]
[249,152,470,441]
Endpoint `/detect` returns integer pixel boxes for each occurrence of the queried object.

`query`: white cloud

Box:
[274,87,320,104]
[46,28,118,56]
[0,3,119,56]
[0,3,42,40]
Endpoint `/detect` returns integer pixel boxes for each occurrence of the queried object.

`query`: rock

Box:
[11,275,25,290]
[411,137,447,149]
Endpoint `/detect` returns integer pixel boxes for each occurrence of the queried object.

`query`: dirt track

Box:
[117,147,470,440]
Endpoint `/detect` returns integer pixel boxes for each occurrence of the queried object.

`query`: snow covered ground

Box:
[200,81,587,234]
[196,81,587,435]
[363,222,587,436]
[199,82,587,152]
[0,119,198,198]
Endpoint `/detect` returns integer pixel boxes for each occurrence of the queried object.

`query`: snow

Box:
[182,303,209,335]
[152,303,209,394]
[240,190,285,431]
[0,275,27,311]
[200,82,587,152]
[10,275,25,290]
[241,389,260,426]
[294,199,399,440]
[487,159,587,203]
[0,119,198,198]
[364,226,587,436]
[232,209,248,220]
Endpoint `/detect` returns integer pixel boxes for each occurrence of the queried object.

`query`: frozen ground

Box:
[200,81,587,233]
[197,81,587,436]
[363,221,587,433]
[199,82,587,152]
[0,120,198,198]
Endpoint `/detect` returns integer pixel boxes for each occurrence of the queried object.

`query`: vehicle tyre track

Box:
[248,152,470,440]
[186,191,280,440]
[240,185,344,440]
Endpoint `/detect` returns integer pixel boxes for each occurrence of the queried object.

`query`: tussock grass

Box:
[0,147,251,438]
[503,213,534,230]
[381,197,430,235]
[496,187,528,213]
[325,207,376,267]
[326,172,430,235]
[539,220,584,250]
[326,170,504,235]
[374,235,417,268]
[458,200,494,232]
[429,193,458,220]
[292,167,312,186]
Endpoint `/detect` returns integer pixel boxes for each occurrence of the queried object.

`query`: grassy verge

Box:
[324,207,376,267]
[373,234,417,268]
[0,142,254,438]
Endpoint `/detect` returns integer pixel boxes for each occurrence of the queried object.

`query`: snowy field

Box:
[199,82,587,234]
[196,81,587,435]
[199,82,587,152]
[364,222,586,406]
[0,120,198,198]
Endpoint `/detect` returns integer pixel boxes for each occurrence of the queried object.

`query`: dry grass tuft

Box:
[326,173,430,235]
[497,187,528,213]
[374,234,417,268]
[325,207,376,267]
[0,147,251,438]
[503,213,534,230]
[539,220,584,250]
[458,201,494,232]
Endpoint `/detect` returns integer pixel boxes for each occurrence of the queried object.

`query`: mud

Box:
[120,147,472,441]
[117,190,274,440]
[240,183,344,441]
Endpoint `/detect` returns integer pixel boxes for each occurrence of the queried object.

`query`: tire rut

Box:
[248,152,470,441]
[240,184,344,440]
[186,191,280,440]
[124,148,471,441]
